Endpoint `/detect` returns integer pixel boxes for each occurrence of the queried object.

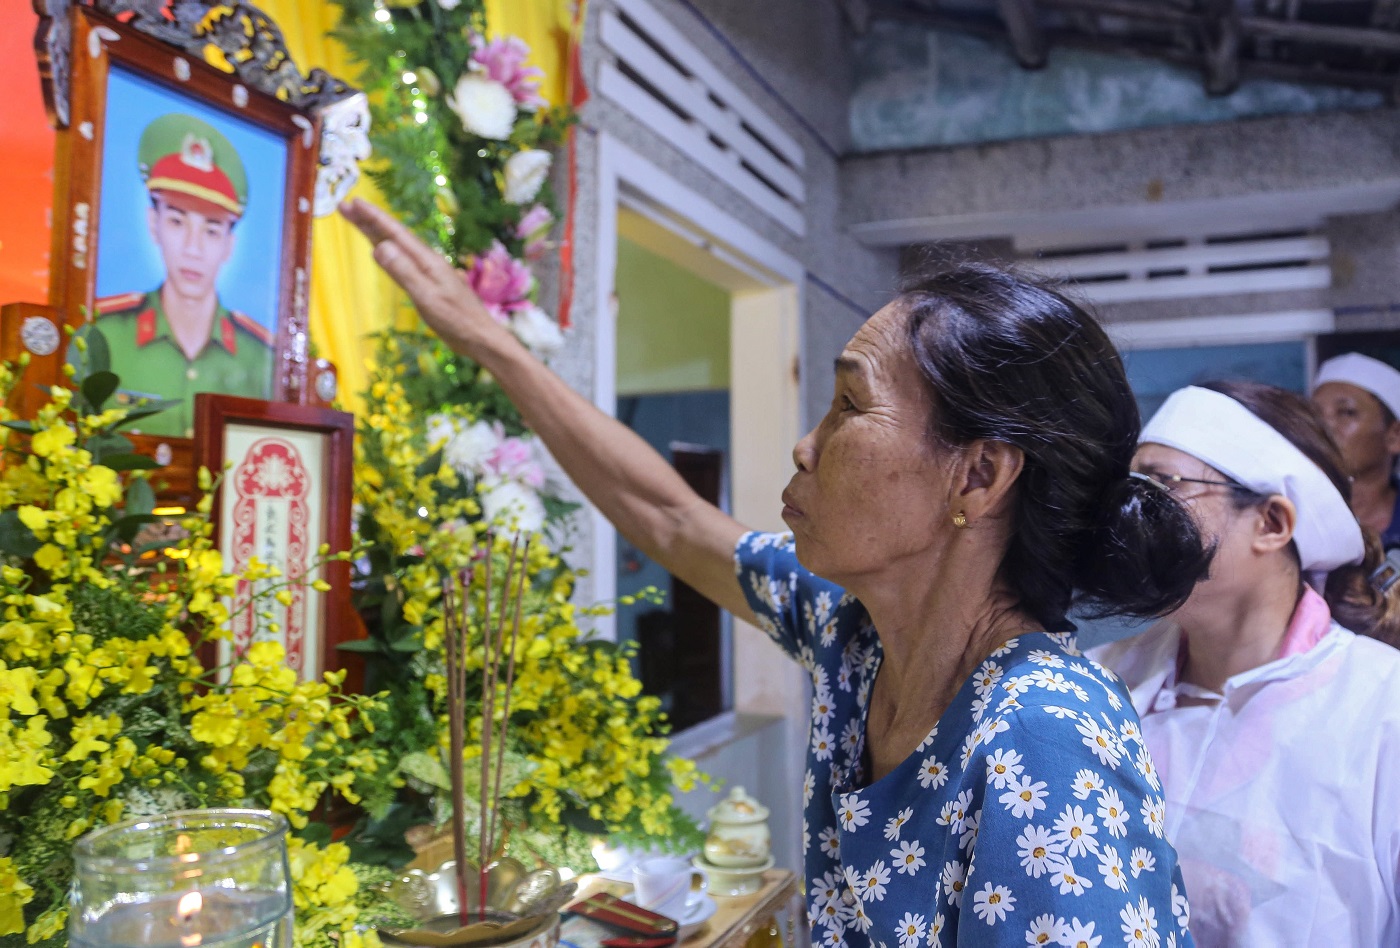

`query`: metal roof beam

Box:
[995,0,1049,67]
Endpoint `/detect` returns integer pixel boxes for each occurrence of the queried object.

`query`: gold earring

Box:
[952,511,968,528]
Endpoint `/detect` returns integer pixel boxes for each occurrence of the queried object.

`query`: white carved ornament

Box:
[313,93,371,218]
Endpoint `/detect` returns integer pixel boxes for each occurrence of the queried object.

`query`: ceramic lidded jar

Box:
[702,787,771,868]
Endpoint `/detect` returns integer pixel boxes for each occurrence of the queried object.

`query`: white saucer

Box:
[676,895,717,942]
[692,855,773,896]
[594,845,668,883]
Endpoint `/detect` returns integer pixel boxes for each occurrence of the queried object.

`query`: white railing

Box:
[597,0,807,235]
[1020,230,1331,304]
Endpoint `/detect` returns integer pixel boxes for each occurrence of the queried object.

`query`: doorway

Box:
[612,228,734,730]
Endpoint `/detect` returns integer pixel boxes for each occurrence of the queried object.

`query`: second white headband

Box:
[1140,386,1364,572]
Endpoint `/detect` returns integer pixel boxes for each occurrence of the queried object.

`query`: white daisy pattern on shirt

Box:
[1025,913,1069,945]
[860,861,892,902]
[1052,804,1100,858]
[1000,775,1050,819]
[985,748,1024,789]
[972,881,1017,925]
[1061,917,1103,948]
[1071,769,1105,800]
[733,532,1193,948]
[1120,897,1159,948]
[1129,848,1158,879]
[1096,786,1130,839]
[917,755,950,791]
[840,793,872,832]
[1097,845,1129,892]
[891,839,926,876]
[1050,860,1092,897]
[895,912,926,948]
[884,806,913,841]
[1016,824,1064,878]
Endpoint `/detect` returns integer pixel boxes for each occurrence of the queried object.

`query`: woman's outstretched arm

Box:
[341,198,757,624]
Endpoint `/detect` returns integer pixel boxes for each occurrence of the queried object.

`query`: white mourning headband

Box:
[1140,386,1364,572]
[1314,352,1400,421]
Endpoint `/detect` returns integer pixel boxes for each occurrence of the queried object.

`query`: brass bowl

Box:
[382,857,576,922]
[380,908,561,948]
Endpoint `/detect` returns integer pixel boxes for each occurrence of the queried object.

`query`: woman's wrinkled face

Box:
[781,302,953,587]
[1313,381,1397,478]
[1132,443,1261,609]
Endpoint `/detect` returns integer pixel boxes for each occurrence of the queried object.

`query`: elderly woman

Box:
[343,200,1204,947]
[1094,381,1400,946]
[1312,353,1400,550]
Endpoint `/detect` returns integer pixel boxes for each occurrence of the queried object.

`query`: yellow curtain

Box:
[255,0,570,414]
[255,0,400,416]
[482,0,573,109]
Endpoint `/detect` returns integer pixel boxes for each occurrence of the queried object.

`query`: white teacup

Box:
[633,856,708,919]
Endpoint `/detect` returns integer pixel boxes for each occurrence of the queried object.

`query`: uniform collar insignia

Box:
[135,307,157,347]
[219,315,238,355]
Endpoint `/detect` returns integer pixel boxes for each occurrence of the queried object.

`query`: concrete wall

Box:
[841,108,1400,249]
[849,21,1383,153]
[847,107,1400,349]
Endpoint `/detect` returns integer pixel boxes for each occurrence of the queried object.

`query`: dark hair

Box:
[900,263,1212,629]
[1200,379,1400,647]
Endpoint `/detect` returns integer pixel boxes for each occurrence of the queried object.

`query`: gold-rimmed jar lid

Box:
[706,786,769,824]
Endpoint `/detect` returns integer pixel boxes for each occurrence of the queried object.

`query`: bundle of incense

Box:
[441,534,528,925]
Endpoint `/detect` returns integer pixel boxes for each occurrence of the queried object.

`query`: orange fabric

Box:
[0,19,56,306]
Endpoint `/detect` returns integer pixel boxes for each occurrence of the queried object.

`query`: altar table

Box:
[570,870,802,948]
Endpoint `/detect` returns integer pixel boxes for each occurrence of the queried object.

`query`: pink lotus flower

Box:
[472,36,547,110]
[516,204,554,259]
[462,241,532,321]
[487,436,545,489]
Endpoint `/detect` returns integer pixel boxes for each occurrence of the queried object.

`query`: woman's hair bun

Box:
[1074,474,1212,621]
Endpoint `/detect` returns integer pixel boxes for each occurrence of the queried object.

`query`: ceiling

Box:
[845,0,1400,99]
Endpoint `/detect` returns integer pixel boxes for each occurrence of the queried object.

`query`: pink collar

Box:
[1276,585,1332,659]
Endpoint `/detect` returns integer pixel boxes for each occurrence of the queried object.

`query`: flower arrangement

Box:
[331,0,705,868]
[331,0,567,340]
[346,333,702,870]
[0,332,401,947]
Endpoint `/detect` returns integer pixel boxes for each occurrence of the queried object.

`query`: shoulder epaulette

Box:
[95,291,145,316]
[229,311,274,347]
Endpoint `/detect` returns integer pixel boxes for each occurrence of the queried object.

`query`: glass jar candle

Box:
[69,809,293,948]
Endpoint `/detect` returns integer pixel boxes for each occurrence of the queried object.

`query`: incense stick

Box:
[488,539,527,861]
[478,544,494,921]
[441,577,470,927]
[440,533,528,925]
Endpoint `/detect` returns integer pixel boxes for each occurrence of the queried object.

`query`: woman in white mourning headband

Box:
[1092,380,1400,947]
[1312,352,1400,552]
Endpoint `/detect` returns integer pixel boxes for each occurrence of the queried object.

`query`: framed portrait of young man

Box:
[38,6,332,475]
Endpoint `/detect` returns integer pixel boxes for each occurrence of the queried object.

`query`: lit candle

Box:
[69,810,294,948]
[176,891,203,947]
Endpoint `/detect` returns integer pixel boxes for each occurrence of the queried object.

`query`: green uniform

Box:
[96,288,273,438]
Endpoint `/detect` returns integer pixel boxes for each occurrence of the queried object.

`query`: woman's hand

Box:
[339,197,514,359]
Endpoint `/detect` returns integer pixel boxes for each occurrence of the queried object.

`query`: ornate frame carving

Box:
[33,0,358,128]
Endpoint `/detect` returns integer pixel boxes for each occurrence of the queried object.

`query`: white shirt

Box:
[1092,604,1400,947]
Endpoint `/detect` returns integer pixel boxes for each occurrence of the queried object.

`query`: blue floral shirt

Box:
[735,532,1194,948]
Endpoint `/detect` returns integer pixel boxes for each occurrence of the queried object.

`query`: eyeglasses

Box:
[1133,470,1259,495]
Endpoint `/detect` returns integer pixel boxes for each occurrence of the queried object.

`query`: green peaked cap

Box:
[138,112,248,217]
